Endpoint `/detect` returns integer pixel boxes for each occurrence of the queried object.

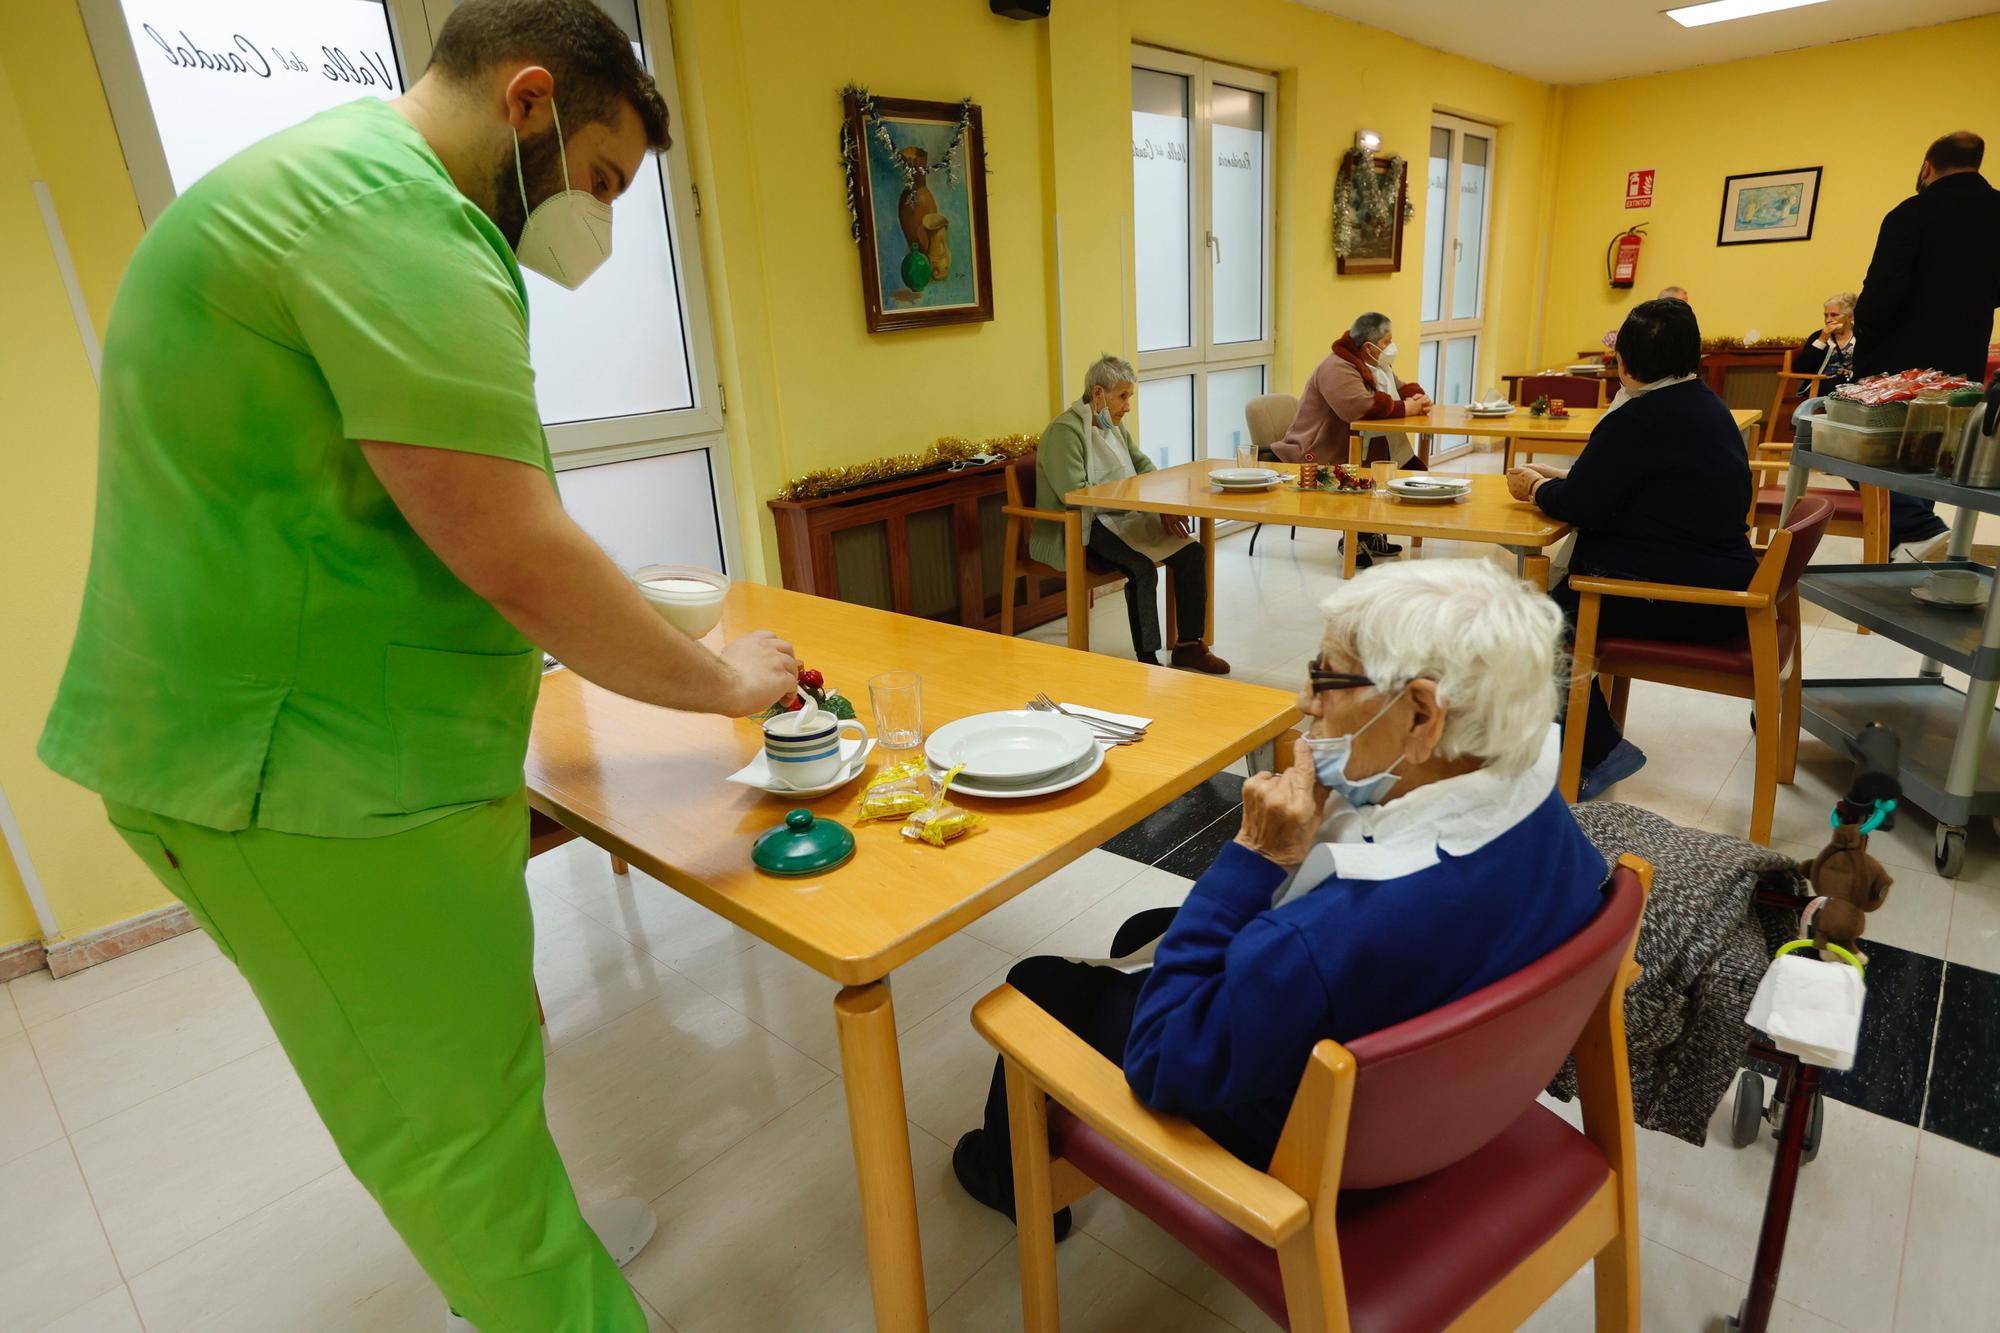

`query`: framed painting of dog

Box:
[842,92,994,333]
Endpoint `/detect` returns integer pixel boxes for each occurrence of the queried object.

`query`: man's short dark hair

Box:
[1925,131,1983,172]
[429,0,670,151]
[1616,298,1701,383]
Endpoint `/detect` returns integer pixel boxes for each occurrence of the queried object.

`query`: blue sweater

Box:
[1121,789,1607,1166]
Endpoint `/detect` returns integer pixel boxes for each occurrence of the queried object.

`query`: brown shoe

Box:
[1169,642,1232,675]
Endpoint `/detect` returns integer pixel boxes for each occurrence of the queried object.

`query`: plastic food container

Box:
[1825,397,1909,430]
[1811,418,1904,467]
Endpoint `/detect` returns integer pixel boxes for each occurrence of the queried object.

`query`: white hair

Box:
[1082,353,1136,399]
[1317,559,1566,776]
[1825,291,1857,313]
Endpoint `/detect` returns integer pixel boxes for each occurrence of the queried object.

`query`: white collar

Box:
[1274,725,1561,903]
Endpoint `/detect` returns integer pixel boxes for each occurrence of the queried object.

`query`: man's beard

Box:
[489,127,568,250]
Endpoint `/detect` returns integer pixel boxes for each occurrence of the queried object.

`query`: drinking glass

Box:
[869,671,925,752]
[1235,442,1259,470]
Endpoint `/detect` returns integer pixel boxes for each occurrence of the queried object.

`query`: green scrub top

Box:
[40,98,553,838]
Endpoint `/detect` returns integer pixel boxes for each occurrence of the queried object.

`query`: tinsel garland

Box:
[775,434,1040,503]
[1702,334,1816,350]
[838,84,977,245]
[1333,146,1416,258]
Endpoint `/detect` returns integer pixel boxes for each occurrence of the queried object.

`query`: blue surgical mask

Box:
[1094,407,1114,430]
[1302,692,1405,807]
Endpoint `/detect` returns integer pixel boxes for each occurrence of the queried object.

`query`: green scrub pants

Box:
[103,791,646,1333]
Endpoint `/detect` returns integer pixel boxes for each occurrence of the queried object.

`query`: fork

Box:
[1029,694,1146,738]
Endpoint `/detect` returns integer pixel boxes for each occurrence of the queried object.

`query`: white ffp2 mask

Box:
[511,100,612,290]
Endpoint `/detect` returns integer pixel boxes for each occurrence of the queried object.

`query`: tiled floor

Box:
[7,445,1999,1330]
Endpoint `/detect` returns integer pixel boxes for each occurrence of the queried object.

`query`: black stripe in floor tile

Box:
[1814,940,1942,1128]
[1101,772,1245,864]
[1153,811,1245,880]
[1924,962,2000,1155]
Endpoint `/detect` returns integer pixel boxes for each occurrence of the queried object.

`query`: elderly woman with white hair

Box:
[1030,354,1228,672]
[1794,292,1859,394]
[952,559,1608,1235]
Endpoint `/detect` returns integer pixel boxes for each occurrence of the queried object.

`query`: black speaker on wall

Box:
[990,0,1051,19]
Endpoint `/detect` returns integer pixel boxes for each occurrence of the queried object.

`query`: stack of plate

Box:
[924,711,1105,798]
[1208,467,1284,491]
[1386,475,1473,505]
[1468,401,1514,418]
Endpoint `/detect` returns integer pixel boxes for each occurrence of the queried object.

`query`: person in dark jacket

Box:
[1850,131,2000,558]
[1507,298,1758,799]
[949,559,1606,1236]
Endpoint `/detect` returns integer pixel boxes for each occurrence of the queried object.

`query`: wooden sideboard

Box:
[769,455,1067,634]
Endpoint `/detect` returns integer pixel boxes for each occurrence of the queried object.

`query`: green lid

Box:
[752,809,856,876]
[1949,388,1984,406]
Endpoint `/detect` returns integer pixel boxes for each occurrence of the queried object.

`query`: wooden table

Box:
[1368,405,1764,469]
[1065,463,1573,630]
[525,582,1300,1331]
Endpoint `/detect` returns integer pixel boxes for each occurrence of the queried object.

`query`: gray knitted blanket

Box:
[1551,803,1802,1145]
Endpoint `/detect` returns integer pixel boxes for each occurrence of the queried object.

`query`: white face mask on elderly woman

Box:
[1374,341,1399,368]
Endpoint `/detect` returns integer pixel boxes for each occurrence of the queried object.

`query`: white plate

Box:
[1212,478,1280,492]
[726,736,877,797]
[1209,467,1282,485]
[1387,477,1471,495]
[1389,491,1472,505]
[932,744,1106,799]
[1468,406,1515,417]
[926,711,1097,782]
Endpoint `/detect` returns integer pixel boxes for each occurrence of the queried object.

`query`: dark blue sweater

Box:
[1121,790,1607,1167]
[1532,379,1758,591]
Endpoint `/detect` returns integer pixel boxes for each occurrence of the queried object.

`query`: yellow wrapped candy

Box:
[901,765,985,846]
[857,760,930,822]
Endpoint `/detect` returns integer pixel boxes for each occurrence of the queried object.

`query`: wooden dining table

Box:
[1366,404,1764,470]
[524,581,1300,1331]
[1063,464,1572,649]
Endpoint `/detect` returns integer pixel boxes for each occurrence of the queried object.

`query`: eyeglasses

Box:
[1308,662,1375,693]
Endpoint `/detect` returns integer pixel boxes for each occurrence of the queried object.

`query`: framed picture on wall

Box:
[1717,166,1822,246]
[841,91,995,333]
[1334,155,1408,275]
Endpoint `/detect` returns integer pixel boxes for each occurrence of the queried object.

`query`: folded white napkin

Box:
[1746,949,1866,1071]
[1470,399,1513,411]
[1060,703,1152,731]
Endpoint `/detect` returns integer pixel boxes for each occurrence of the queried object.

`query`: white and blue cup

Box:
[762,713,869,789]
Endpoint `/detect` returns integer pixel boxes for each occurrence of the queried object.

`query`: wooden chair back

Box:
[1516,374,1608,409]
[1763,348,1828,445]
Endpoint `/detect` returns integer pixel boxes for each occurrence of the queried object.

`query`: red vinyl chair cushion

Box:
[1050,1103,1609,1333]
[1753,485,1861,524]
[1596,619,1798,679]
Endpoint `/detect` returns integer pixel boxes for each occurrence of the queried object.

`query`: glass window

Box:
[1418,340,1441,403]
[554,451,724,573]
[1208,83,1265,347]
[1442,336,1479,409]
[1452,134,1490,322]
[1204,364,1267,460]
[1421,127,1449,325]
[1132,67,1192,355]
[1136,376,1195,469]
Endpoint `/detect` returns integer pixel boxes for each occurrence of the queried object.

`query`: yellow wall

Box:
[1540,14,2000,364]
[0,6,173,951]
[676,0,1561,577]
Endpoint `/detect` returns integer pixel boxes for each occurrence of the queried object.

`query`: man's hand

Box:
[1528,462,1567,480]
[1163,514,1192,539]
[718,631,802,716]
[1505,466,1545,502]
[1234,742,1329,868]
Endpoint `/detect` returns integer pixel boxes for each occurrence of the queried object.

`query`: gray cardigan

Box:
[1028,406,1155,573]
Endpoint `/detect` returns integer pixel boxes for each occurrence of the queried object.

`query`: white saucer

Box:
[1912,580,1990,611]
[931,744,1107,800]
[726,736,877,797]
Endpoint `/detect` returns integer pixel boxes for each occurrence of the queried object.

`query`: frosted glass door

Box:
[1419,114,1496,455]
[1133,67,1193,355]
[1136,377,1195,470]
[1421,127,1449,325]
[1208,83,1266,347]
[1452,133,1490,322]
[1204,365,1267,460]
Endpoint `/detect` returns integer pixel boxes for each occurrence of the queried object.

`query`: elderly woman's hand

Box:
[1505,467,1545,502]
[1234,743,1329,868]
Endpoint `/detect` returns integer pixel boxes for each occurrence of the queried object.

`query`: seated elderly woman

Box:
[951,558,1607,1235]
[1506,297,1758,800]
[1032,354,1229,673]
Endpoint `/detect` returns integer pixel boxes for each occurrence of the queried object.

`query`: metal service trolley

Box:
[1779,446,2000,876]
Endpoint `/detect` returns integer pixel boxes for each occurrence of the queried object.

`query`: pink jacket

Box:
[1274,332,1426,463]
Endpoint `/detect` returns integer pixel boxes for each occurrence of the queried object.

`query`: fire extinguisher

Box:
[1607,225,1646,289]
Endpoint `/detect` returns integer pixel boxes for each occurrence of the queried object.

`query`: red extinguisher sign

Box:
[1625,169,1655,209]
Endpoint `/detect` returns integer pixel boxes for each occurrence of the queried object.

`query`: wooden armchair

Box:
[1000,456,1174,654]
[1761,348,1826,447]
[974,856,1649,1333]
[1560,496,1834,844]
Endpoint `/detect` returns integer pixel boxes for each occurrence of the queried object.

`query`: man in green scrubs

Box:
[38,2,797,1328]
